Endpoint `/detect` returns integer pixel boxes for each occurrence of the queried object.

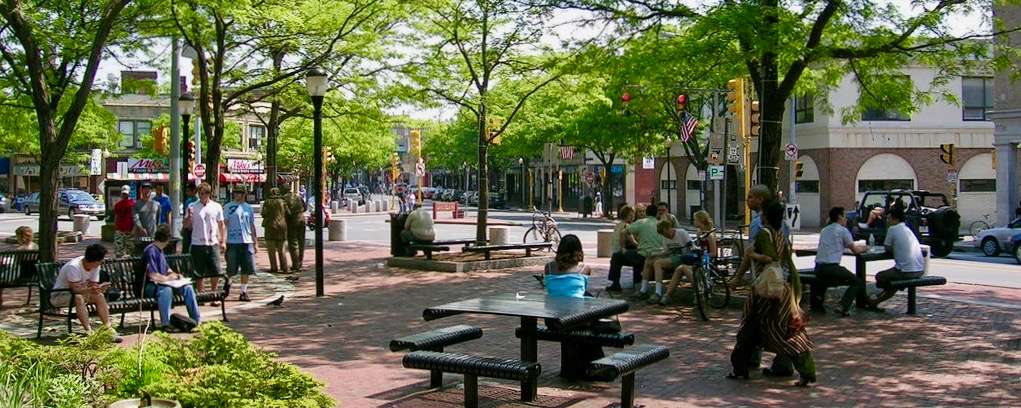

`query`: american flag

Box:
[680,114,699,142]
[560,146,575,160]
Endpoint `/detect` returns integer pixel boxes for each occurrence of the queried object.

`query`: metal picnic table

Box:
[795,246,892,308]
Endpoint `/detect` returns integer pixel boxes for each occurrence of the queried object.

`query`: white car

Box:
[975,218,1021,256]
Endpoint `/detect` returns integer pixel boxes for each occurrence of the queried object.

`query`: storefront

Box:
[221,159,266,202]
[9,157,86,196]
[104,158,200,216]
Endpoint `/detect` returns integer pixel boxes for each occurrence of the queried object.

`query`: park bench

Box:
[878,276,947,315]
[586,344,671,408]
[799,268,946,315]
[35,255,228,338]
[0,250,39,306]
[462,242,553,260]
[405,239,484,260]
[515,325,635,379]
[165,254,230,310]
[390,325,484,388]
[432,201,464,219]
[402,351,541,407]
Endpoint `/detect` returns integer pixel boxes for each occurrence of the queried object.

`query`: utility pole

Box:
[170,38,181,238]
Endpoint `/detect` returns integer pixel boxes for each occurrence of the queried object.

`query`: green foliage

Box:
[0,323,334,408]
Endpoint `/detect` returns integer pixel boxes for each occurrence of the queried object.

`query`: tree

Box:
[411,0,570,242]
[0,0,143,261]
[543,0,1021,190]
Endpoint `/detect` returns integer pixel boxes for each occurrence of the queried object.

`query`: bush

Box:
[0,323,334,408]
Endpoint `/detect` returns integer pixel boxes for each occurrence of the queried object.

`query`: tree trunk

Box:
[37,121,60,262]
[204,114,225,194]
[475,110,489,243]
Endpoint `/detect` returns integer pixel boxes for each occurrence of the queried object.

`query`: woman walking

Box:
[728,201,816,386]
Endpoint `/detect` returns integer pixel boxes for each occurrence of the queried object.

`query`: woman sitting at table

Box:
[543,234,592,298]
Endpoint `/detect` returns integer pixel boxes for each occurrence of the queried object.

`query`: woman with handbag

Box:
[727,202,816,386]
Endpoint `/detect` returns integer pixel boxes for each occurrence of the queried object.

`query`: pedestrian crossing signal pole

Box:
[727,78,749,227]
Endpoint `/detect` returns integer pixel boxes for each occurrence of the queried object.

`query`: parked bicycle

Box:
[523,206,561,249]
[969,213,993,237]
[688,229,733,321]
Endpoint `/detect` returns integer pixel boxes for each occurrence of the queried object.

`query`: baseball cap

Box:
[121,186,131,195]
[140,182,152,189]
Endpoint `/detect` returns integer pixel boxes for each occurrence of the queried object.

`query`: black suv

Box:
[846,190,960,257]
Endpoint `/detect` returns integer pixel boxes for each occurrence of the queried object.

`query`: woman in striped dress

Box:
[728,201,816,386]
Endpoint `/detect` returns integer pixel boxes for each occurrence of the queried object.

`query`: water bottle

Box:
[868,233,875,248]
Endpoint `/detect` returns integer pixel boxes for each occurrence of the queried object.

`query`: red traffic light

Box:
[676,94,688,111]
[621,92,632,105]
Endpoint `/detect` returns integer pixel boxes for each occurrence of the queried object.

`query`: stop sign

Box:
[193,163,206,178]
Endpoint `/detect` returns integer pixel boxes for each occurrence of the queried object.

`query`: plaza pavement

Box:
[2,237,1019,406]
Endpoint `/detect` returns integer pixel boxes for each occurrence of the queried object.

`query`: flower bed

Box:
[0,323,334,407]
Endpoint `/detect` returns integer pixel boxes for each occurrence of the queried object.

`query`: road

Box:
[2,202,1019,289]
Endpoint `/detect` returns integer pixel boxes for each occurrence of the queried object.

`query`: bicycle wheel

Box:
[544,228,562,250]
[708,270,732,309]
[522,226,539,243]
[692,268,710,321]
[969,220,990,237]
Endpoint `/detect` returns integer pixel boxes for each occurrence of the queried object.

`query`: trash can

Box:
[390,212,411,256]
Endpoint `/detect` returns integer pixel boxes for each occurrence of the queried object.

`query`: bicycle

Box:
[523,206,561,249]
[968,213,993,237]
[688,229,733,321]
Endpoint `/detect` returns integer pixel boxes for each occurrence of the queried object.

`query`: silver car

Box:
[975,218,1021,256]
[24,189,106,220]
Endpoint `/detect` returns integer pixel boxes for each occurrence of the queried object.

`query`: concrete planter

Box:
[108,398,181,408]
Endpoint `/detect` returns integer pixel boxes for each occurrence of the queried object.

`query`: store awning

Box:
[106,173,203,182]
[277,173,299,183]
[220,173,266,183]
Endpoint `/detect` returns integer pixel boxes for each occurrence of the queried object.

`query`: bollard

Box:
[348,201,357,213]
[597,229,615,258]
[73,214,91,234]
[331,200,339,211]
[489,226,509,245]
[328,219,346,241]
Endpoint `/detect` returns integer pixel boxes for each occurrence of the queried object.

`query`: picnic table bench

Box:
[390,324,484,388]
[462,242,553,260]
[587,344,671,408]
[406,239,486,260]
[0,250,39,306]
[515,325,635,380]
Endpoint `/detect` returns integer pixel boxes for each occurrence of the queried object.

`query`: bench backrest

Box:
[101,258,146,298]
[0,250,39,286]
[36,261,66,311]
[165,254,196,279]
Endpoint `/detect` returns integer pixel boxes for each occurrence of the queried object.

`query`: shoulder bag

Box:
[752,228,786,299]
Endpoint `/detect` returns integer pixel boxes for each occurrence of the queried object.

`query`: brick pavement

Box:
[3,237,1019,406]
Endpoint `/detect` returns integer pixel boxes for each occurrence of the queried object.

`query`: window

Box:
[858,179,914,193]
[861,75,911,121]
[960,179,995,192]
[795,94,814,124]
[686,180,702,190]
[660,179,677,190]
[248,125,265,150]
[795,180,819,193]
[117,120,151,148]
[962,77,993,121]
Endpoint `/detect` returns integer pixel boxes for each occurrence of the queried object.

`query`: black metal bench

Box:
[0,250,39,306]
[797,269,826,312]
[878,275,947,315]
[390,325,484,387]
[586,344,671,408]
[406,244,450,260]
[515,326,635,380]
[166,254,230,310]
[402,351,541,407]
[462,242,553,260]
[430,239,483,249]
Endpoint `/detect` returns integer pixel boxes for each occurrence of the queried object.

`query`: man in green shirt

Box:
[281,185,306,272]
[628,203,664,301]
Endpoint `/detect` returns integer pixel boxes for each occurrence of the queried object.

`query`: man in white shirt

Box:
[183,182,227,304]
[640,219,691,305]
[402,203,435,243]
[813,207,866,316]
[50,244,121,342]
[870,205,925,308]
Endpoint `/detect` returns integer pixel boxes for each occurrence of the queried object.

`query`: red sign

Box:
[194,163,206,178]
[227,159,264,174]
[127,159,168,173]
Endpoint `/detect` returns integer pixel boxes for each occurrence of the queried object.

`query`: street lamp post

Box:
[306,68,328,297]
[518,158,525,208]
[178,93,194,207]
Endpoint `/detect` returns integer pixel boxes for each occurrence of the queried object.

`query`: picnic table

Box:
[795,246,891,308]
[423,294,629,398]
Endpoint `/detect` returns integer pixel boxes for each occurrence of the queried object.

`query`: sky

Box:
[96,2,991,122]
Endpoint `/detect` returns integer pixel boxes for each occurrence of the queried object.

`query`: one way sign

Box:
[785,204,801,231]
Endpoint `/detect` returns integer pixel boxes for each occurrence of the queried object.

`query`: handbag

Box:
[752,229,786,299]
[170,313,198,332]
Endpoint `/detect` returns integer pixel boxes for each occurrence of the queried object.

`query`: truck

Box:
[846,190,960,258]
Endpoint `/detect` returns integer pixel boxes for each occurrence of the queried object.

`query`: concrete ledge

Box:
[387,253,553,272]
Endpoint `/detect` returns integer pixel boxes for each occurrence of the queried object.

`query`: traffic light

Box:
[409,129,421,156]
[794,160,804,179]
[184,140,195,172]
[191,58,201,86]
[487,116,503,144]
[153,125,168,155]
[939,143,955,166]
[676,94,688,112]
[749,100,760,137]
[726,79,746,138]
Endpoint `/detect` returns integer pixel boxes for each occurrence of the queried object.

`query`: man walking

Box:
[154,184,173,226]
[224,188,257,301]
[282,185,306,272]
[113,186,135,258]
[133,182,159,240]
[813,207,866,316]
[261,188,289,273]
[184,182,226,305]
[181,184,197,253]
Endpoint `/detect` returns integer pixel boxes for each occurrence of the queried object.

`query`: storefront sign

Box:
[127,159,168,173]
[227,159,263,174]
[90,149,103,176]
[14,165,80,176]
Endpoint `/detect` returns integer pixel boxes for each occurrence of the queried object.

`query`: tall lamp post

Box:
[306,68,328,297]
[179,93,194,207]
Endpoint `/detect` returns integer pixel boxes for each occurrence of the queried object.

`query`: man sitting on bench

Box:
[814,207,866,316]
[51,244,122,343]
[869,205,925,308]
[402,203,435,244]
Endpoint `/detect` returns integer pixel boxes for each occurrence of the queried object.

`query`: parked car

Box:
[358,186,371,203]
[846,190,960,257]
[488,191,506,209]
[0,193,8,213]
[975,218,1021,256]
[1011,233,1021,264]
[24,189,105,220]
[22,192,40,215]
[342,188,364,206]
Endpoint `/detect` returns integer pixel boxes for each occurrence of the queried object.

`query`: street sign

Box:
[415,158,425,177]
[708,165,725,180]
[727,146,740,165]
[708,148,723,165]
[946,169,958,183]
[785,204,802,230]
[642,157,655,169]
[193,163,206,178]
[784,143,799,161]
[90,149,102,176]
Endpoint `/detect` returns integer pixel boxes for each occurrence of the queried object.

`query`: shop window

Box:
[960,179,995,192]
[795,180,819,193]
[858,179,914,193]
[660,179,676,190]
